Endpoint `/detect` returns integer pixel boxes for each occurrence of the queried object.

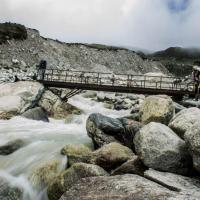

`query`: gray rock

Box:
[92,142,134,170]
[0,178,23,200]
[0,81,44,119]
[21,107,49,122]
[134,122,191,175]
[184,121,200,173]
[60,144,93,167]
[59,174,177,200]
[47,163,108,200]
[0,139,25,155]
[86,113,143,149]
[173,102,186,113]
[139,95,175,125]
[144,169,200,199]
[39,90,81,119]
[111,155,146,176]
[182,100,200,108]
[169,107,200,138]
[86,113,123,148]
[82,91,97,98]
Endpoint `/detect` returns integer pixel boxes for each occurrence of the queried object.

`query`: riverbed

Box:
[0,93,130,200]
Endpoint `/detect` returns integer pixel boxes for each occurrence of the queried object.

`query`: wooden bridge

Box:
[38,69,195,99]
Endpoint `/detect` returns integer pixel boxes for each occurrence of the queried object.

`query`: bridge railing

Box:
[39,69,194,92]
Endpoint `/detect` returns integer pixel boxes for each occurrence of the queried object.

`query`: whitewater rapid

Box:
[0,93,130,200]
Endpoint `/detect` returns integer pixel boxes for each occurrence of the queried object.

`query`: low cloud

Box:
[0,0,200,51]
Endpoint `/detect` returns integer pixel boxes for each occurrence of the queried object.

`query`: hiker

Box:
[14,75,19,82]
[193,66,200,101]
[37,60,47,80]
[111,73,115,86]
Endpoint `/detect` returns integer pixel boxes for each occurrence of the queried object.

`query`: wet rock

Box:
[61,144,93,167]
[173,102,186,113]
[134,122,191,175]
[184,121,200,173]
[47,163,108,200]
[59,174,177,200]
[82,91,97,98]
[86,113,123,148]
[21,107,49,122]
[144,169,200,199]
[111,155,146,176]
[0,139,25,155]
[0,177,23,200]
[0,81,44,119]
[92,142,134,170]
[28,159,63,190]
[39,90,81,119]
[182,100,200,108]
[117,118,143,149]
[139,95,174,125]
[169,107,200,138]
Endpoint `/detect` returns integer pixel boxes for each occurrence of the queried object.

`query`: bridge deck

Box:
[38,69,195,98]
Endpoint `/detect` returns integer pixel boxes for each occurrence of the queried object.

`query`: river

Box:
[0,93,130,200]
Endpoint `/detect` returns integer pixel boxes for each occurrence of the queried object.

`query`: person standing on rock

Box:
[111,73,115,86]
[193,66,200,101]
[37,60,47,80]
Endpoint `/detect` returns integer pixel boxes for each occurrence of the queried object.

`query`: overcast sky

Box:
[0,0,200,51]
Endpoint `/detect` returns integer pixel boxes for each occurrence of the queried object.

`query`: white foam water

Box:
[0,93,130,200]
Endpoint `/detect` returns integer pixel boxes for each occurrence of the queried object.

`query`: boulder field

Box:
[1,80,200,200]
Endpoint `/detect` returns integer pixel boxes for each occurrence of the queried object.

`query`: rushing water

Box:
[0,93,130,200]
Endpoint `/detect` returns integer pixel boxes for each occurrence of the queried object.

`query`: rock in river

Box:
[21,107,49,122]
[61,144,93,167]
[0,139,25,155]
[139,95,174,125]
[184,121,200,173]
[0,81,44,119]
[169,107,200,138]
[92,142,134,170]
[134,122,191,175]
[47,163,108,200]
[59,174,177,200]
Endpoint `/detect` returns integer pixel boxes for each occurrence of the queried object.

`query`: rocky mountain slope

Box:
[0,23,168,82]
[146,47,200,77]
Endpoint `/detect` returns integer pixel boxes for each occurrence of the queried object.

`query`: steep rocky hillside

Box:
[0,23,168,82]
[147,47,200,77]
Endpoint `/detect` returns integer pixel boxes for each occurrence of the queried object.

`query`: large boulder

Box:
[144,169,200,199]
[38,90,81,119]
[111,155,146,176]
[139,95,174,125]
[184,121,200,173]
[21,107,49,122]
[134,122,191,175]
[117,117,143,149]
[59,174,177,200]
[86,113,123,148]
[61,144,93,167]
[0,81,44,119]
[47,163,108,200]
[86,113,142,149]
[169,107,200,138]
[0,177,23,200]
[82,91,97,98]
[92,142,134,170]
[0,139,25,155]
